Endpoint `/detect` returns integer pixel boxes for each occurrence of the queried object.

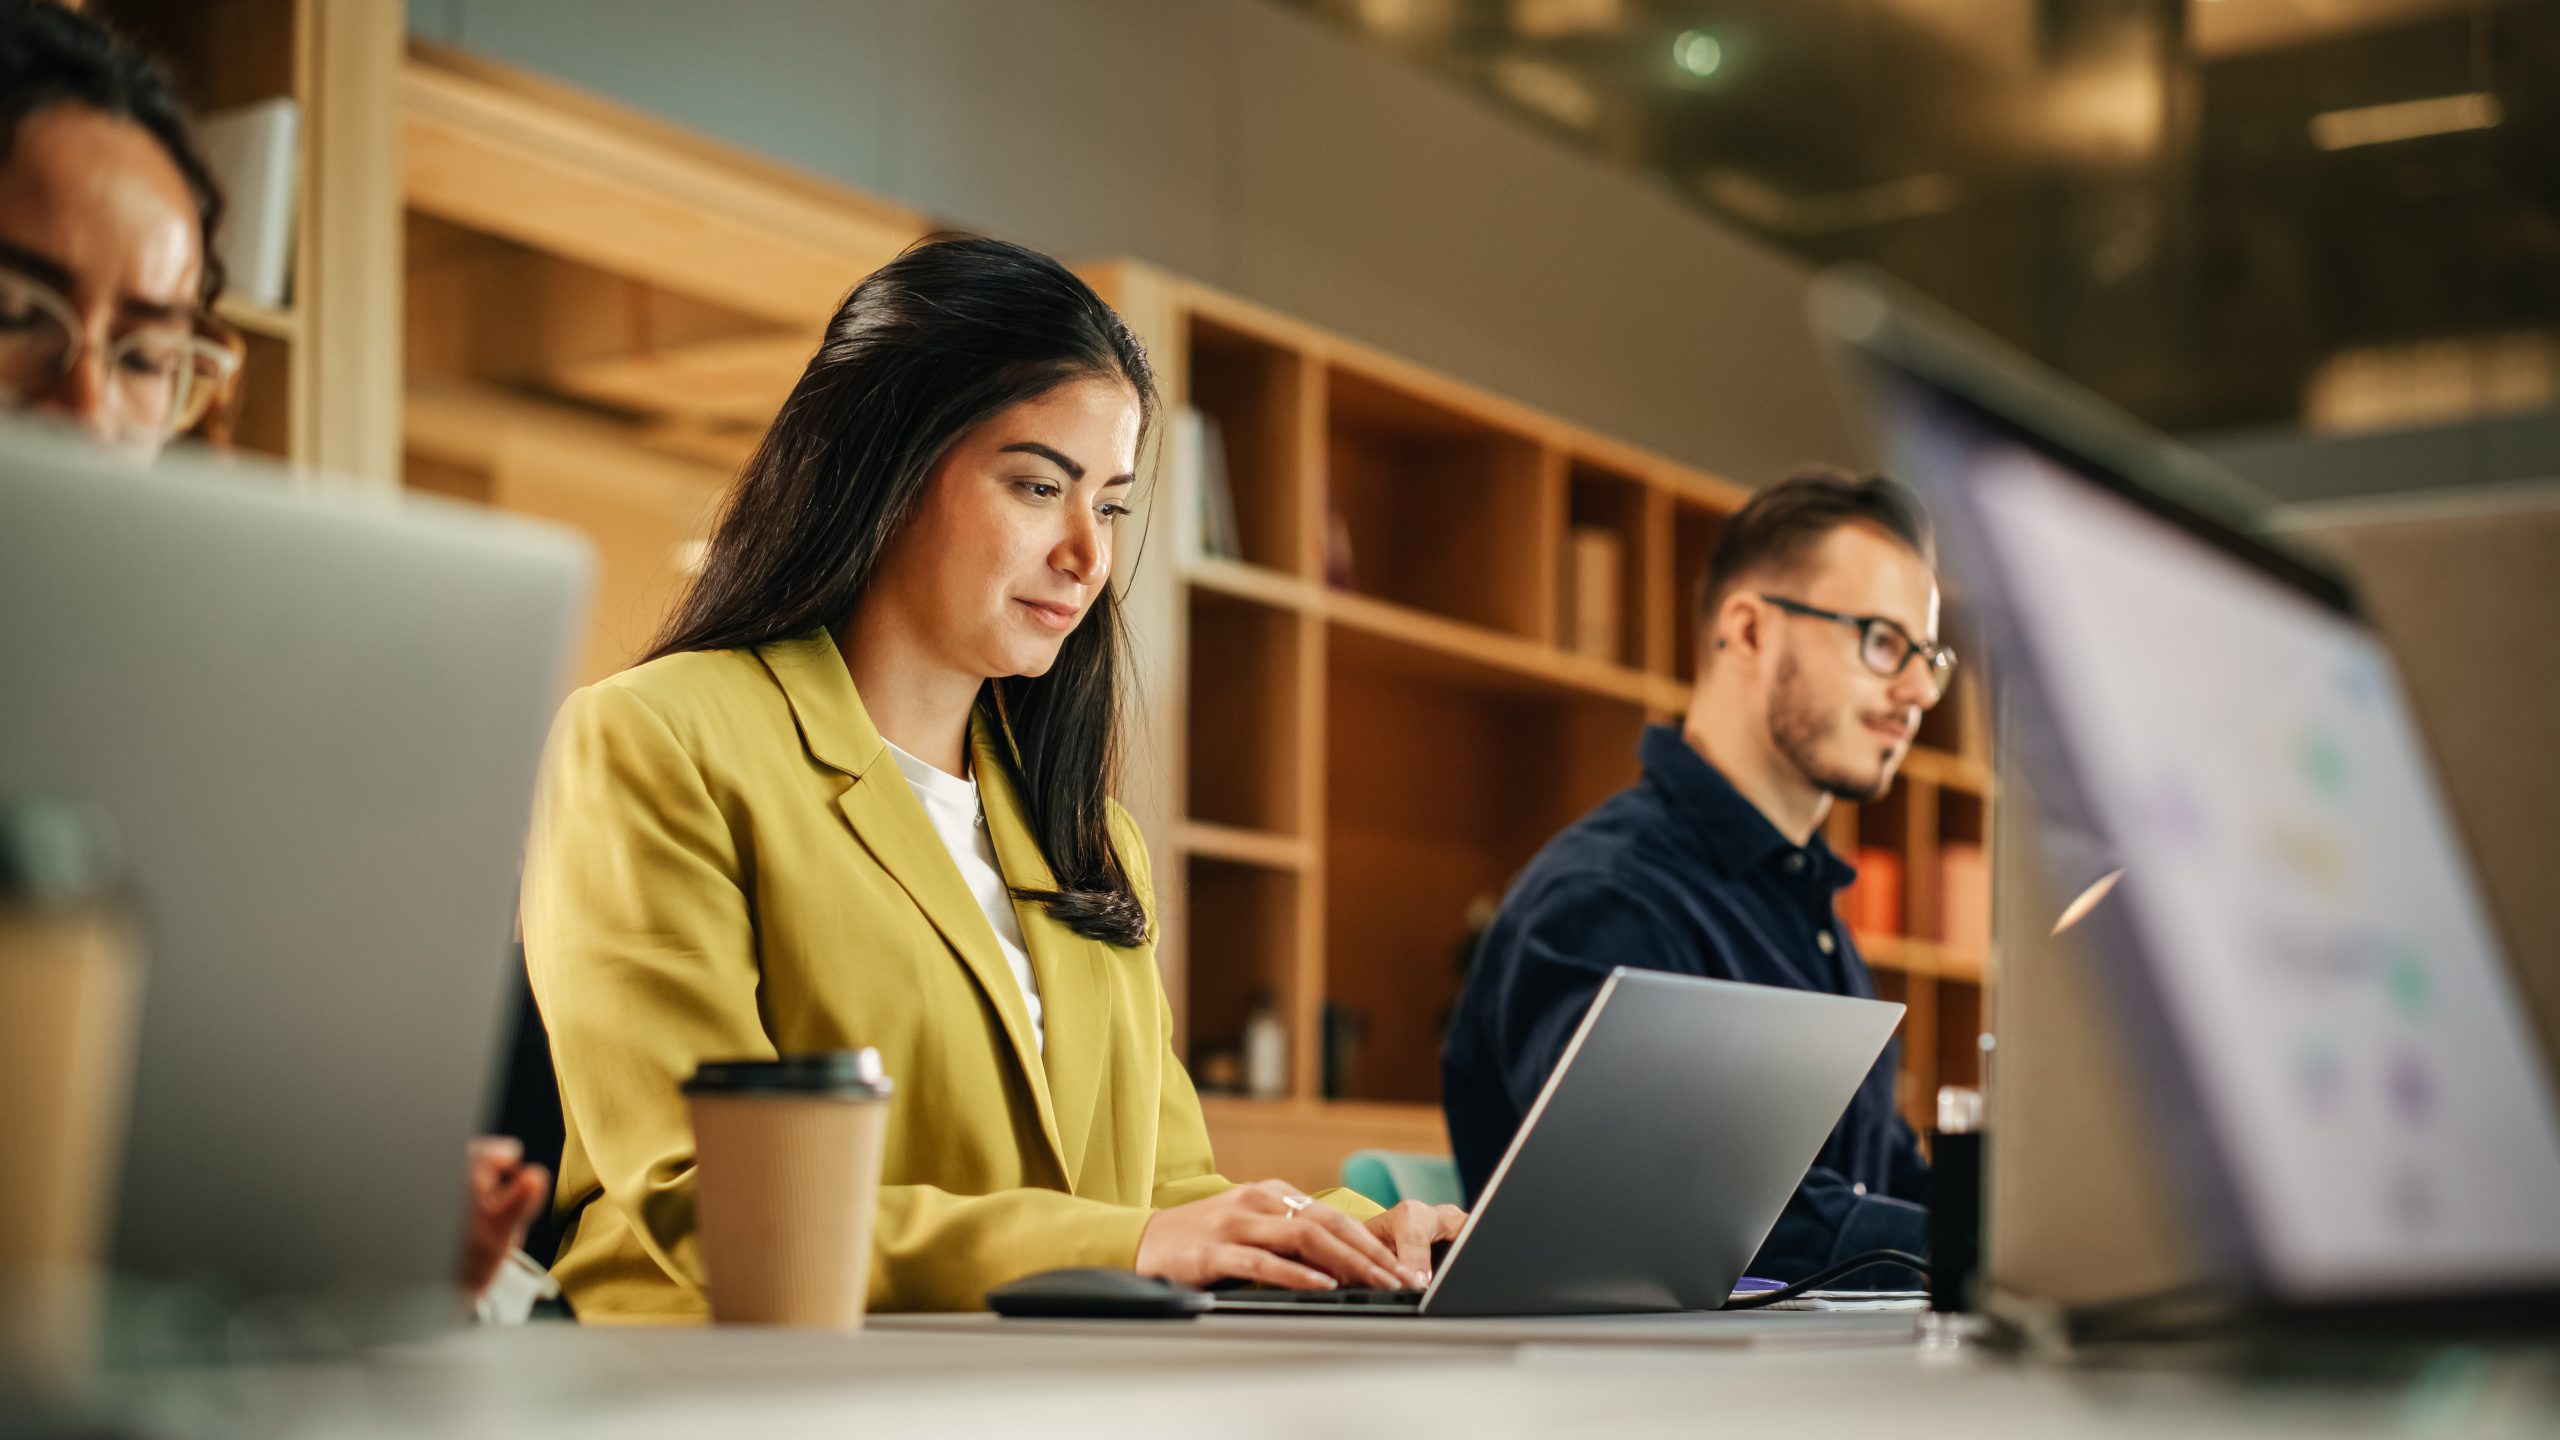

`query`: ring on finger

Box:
[1281,1193,1314,1218]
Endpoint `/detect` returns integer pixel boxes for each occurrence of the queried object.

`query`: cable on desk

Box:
[1720,1250,1932,1310]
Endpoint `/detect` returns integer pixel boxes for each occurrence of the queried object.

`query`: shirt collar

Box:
[1638,724,1858,892]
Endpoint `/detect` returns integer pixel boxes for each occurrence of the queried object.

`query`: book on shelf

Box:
[1168,406,1242,564]
[196,97,300,310]
[1563,525,1625,661]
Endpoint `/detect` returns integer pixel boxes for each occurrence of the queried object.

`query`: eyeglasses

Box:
[0,264,240,445]
[1758,593,1957,699]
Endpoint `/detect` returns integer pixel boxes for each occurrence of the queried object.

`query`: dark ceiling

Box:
[1275,0,2558,436]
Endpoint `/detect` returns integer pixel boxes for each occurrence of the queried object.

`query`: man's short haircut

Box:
[0,0,225,304]
[1697,465,1934,634]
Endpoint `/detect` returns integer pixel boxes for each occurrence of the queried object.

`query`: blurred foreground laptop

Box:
[0,424,589,1341]
[1811,271,2560,1336]
[1210,970,1902,1316]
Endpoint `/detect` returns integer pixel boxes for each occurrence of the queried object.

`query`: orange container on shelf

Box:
[1939,843,1991,956]
[1844,846,1905,939]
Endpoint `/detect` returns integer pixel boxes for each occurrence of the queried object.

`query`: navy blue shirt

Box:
[1441,724,1929,1283]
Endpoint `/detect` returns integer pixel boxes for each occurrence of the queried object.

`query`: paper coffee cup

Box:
[0,799,142,1387]
[684,1050,893,1329]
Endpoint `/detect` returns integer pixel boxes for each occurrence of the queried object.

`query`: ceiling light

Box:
[1673,30,1722,78]
[2309,92,2502,151]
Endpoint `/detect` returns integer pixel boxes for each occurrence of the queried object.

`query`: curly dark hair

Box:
[0,0,226,305]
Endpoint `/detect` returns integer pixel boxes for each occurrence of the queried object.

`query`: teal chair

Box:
[1340,1149,1464,1209]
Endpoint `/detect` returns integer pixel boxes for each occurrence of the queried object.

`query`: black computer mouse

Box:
[985,1267,1214,1319]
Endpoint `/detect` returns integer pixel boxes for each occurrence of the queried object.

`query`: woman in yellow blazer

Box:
[522,236,1464,1320]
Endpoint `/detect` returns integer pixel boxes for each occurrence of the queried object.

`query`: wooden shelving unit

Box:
[90,0,402,485]
[1095,264,1995,1185]
[392,45,930,688]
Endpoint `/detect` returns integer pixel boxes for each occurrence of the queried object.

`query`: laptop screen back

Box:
[1859,355,2560,1305]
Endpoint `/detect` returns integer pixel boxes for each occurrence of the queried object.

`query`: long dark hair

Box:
[0,0,227,305]
[648,235,1158,948]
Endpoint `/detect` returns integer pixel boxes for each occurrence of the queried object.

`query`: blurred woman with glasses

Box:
[0,0,543,1309]
[0,2,240,453]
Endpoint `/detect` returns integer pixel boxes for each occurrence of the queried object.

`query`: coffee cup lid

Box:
[0,795,126,910]
[683,1048,892,1099]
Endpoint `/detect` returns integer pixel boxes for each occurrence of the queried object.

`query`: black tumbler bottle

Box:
[1928,1086,1984,1314]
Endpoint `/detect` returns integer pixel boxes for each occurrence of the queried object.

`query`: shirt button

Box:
[1784,853,1807,876]
[1817,930,1837,955]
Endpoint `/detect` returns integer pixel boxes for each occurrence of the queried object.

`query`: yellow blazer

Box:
[522,631,1371,1320]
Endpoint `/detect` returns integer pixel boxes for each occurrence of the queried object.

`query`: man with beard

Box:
[1440,467,1954,1283]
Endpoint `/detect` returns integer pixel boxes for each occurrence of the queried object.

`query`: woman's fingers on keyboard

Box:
[1212,1243,1333,1291]
[1367,1200,1464,1284]
[1240,1215,1401,1289]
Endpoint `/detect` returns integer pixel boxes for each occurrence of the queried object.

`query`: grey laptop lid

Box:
[0,425,589,1334]
[1810,268,2560,1322]
[1422,969,1903,1316]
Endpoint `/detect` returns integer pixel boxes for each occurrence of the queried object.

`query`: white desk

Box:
[87,1314,2560,1440]
[876,1307,1928,1349]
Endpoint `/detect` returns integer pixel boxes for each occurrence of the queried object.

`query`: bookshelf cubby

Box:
[1325,366,1550,639]
[1096,263,1998,1180]
[230,329,295,460]
[1186,317,1314,577]
[1184,592,1308,836]
[1561,461,1652,670]
[1183,857,1304,1098]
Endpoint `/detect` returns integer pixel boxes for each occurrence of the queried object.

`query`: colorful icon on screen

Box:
[2299,724,2351,804]
[2264,820,2349,892]
[2385,943,2431,1019]
[2331,653,2387,708]
[2137,774,2209,846]
[2387,1051,2434,1125]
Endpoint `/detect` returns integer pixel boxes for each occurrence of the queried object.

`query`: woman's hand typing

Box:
[1134,1179,1430,1291]
[1363,1199,1467,1283]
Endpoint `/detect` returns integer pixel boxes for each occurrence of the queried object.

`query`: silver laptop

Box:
[1811,268,2560,1333]
[0,424,590,1338]
[1215,969,1903,1316]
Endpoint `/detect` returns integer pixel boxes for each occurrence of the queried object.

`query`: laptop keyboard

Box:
[1211,1285,1425,1307]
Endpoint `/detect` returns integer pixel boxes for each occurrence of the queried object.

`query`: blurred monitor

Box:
[1812,273,2560,1328]
[2275,491,2560,1073]
[0,424,589,1338]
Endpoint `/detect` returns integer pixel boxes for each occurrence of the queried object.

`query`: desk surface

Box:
[875,1307,1928,1348]
[93,1314,2560,1440]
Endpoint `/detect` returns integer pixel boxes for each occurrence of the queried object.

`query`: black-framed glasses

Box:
[1758,593,1957,699]
[0,262,239,444]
